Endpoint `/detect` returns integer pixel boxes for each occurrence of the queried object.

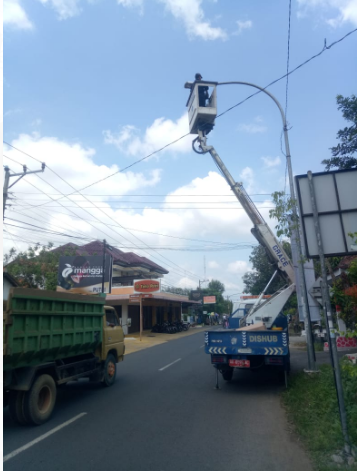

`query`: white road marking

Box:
[159,358,181,371]
[200,345,205,348]
[3,412,87,463]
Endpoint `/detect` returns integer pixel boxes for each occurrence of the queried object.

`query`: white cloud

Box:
[238,123,267,134]
[261,156,281,168]
[297,0,357,26]
[103,114,192,158]
[158,0,227,40]
[238,116,267,134]
[3,133,274,293]
[234,19,252,35]
[227,260,250,274]
[239,167,255,193]
[208,260,220,269]
[116,0,144,14]
[3,0,34,30]
[37,0,83,19]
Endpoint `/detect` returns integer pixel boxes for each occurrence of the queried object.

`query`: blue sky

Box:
[3,0,357,300]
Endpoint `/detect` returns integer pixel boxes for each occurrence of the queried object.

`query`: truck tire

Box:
[8,391,29,425]
[221,368,234,381]
[24,374,57,425]
[102,353,117,387]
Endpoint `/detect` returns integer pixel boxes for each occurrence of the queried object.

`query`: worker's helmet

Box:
[195,73,202,80]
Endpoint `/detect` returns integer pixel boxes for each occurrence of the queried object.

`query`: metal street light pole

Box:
[217,81,317,371]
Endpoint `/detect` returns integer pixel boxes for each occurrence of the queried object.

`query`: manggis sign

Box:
[134,279,161,293]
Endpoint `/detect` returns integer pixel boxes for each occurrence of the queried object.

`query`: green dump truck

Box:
[3,288,125,426]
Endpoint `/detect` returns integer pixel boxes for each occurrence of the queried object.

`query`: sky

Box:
[3,0,357,302]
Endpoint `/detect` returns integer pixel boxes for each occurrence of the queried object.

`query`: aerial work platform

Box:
[184,80,217,134]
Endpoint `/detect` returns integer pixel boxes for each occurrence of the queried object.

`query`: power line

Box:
[3,26,356,206]
[10,205,253,247]
[216,27,357,119]
[9,204,276,209]
[3,153,202,282]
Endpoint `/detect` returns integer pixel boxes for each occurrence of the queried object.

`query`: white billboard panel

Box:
[295,168,357,258]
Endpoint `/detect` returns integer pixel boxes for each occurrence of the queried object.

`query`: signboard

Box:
[134,279,161,293]
[295,169,357,258]
[129,294,153,302]
[190,290,203,301]
[57,255,112,294]
[203,296,216,304]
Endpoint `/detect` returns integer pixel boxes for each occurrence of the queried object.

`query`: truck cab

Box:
[101,306,125,362]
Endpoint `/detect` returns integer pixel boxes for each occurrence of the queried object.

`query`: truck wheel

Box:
[25,374,57,425]
[221,368,233,381]
[102,353,117,387]
[8,391,29,425]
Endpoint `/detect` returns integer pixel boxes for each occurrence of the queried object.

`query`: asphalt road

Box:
[3,331,319,471]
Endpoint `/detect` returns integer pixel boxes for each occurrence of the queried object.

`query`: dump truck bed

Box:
[3,288,105,370]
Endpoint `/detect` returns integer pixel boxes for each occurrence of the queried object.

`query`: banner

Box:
[203,295,216,304]
[57,255,112,294]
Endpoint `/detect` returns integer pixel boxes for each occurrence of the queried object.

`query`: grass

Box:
[282,359,357,471]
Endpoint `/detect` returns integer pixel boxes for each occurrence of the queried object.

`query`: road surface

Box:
[3,330,314,471]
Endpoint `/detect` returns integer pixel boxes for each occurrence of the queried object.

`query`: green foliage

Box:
[162,286,191,296]
[242,244,289,295]
[200,279,230,314]
[322,94,357,171]
[283,362,357,470]
[330,259,357,333]
[269,191,298,238]
[4,243,77,291]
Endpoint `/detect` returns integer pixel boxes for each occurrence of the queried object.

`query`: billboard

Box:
[190,290,203,301]
[295,168,357,258]
[57,255,112,294]
[134,279,161,293]
[203,296,216,304]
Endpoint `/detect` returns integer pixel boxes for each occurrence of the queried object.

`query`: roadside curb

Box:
[124,326,216,355]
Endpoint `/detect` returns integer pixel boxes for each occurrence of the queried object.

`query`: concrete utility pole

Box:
[216,81,317,372]
[3,164,45,219]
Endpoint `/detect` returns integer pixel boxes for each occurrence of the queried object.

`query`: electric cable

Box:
[3,26,356,204]
[3,154,203,282]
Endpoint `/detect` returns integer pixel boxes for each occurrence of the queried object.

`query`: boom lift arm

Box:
[193,131,296,328]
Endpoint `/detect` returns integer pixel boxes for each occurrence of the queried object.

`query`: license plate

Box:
[229,359,250,368]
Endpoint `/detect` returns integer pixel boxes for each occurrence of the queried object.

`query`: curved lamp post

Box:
[217,81,316,372]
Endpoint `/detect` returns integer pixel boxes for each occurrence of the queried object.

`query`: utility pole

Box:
[216,81,317,372]
[3,164,45,219]
[102,239,107,294]
[199,279,209,289]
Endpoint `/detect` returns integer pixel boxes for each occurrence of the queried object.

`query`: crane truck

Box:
[185,79,296,386]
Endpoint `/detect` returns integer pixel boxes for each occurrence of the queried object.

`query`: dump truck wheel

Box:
[221,368,234,381]
[25,374,57,425]
[102,354,117,387]
[8,391,29,425]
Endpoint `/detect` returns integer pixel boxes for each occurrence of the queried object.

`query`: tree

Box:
[201,279,230,314]
[242,243,297,313]
[3,243,76,291]
[161,286,191,296]
[331,258,357,333]
[242,245,290,295]
[322,94,357,171]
